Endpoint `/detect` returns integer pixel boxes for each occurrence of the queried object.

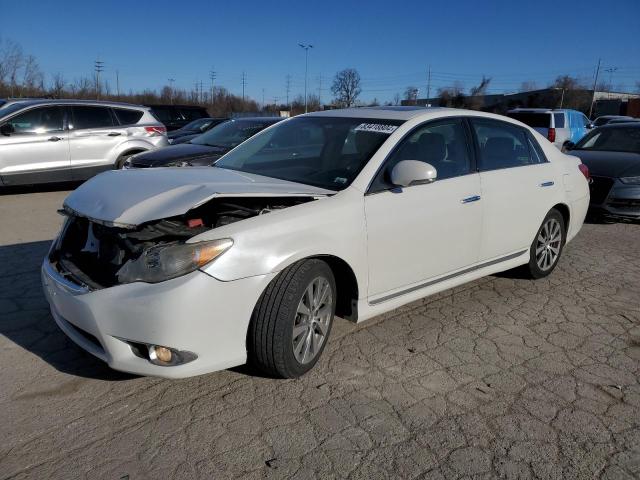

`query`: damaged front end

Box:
[49,197,315,290]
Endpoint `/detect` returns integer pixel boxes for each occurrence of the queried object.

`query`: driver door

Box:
[364,118,482,299]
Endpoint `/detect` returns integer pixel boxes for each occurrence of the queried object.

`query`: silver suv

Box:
[0,99,168,186]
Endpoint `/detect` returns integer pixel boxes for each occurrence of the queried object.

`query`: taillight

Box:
[145,126,167,136]
[547,127,556,143]
[578,163,590,181]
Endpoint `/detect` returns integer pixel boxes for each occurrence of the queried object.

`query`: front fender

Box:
[195,189,368,290]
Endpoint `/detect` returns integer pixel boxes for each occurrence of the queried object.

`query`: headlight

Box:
[164,160,193,167]
[620,176,640,185]
[116,239,233,283]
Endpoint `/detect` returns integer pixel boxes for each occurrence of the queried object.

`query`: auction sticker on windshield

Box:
[354,123,398,134]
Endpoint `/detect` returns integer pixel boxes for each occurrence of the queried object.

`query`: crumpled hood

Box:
[64,167,335,228]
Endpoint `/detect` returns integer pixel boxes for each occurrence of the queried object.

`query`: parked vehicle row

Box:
[126,117,283,168]
[167,117,228,144]
[507,108,593,150]
[42,107,590,378]
[565,122,640,220]
[0,99,167,186]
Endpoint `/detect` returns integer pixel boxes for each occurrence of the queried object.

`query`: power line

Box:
[94,59,104,99]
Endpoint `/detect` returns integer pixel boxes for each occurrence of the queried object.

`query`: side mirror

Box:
[586,123,594,129]
[391,160,437,187]
[562,141,575,152]
[0,123,15,136]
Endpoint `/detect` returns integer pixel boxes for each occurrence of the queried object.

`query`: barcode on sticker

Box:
[354,123,398,134]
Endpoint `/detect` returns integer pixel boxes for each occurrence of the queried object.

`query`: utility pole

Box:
[241,72,247,102]
[115,70,120,97]
[317,73,322,106]
[588,58,601,119]
[209,68,217,104]
[94,59,104,100]
[285,74,291,109]
[604,66,618,97]
[298,43,313,113]
[426,65,432,103]
[262,88,265,109]
[168,78,175,104]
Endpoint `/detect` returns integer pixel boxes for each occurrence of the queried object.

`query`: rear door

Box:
[0,105,70,184]
[68,105,123,179]
[470,118,556,261]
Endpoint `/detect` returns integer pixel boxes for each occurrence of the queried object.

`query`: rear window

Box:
[179,107,208,121]
[113,108,143,125]
[554,113,565,128]
[150,106,177,122]
[508,112,551,128]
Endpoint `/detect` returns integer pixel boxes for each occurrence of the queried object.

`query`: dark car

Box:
[146,104,209,131]
[593,115,636,127]
[125,117,284,168]
[168,117,228,144]
[566,123,640,220]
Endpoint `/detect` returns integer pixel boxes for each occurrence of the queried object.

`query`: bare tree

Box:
[0,38,25,95]
[519,81,538,92]
[636,81,640,94]
[50,73,66,98]
[331,68,361,107]
[404,86,419,104]
[393,92,401,106]
[469,76,491,97]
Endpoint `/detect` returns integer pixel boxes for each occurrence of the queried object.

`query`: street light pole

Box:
[298,43,313,113]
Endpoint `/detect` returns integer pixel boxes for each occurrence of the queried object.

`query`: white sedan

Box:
[42,107,590,378]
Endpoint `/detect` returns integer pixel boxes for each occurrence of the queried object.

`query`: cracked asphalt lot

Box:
[1,188,639,479]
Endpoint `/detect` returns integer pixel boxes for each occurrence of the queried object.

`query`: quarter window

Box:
[71,106,115,129]
[472,119,536,170]
[113,108,143,125]
[554,113,565,128]
[369,118,472,192]
[6,106,64,133]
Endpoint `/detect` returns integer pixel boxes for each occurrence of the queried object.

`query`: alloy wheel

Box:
[292,276,333,364]
[535,217,562,271]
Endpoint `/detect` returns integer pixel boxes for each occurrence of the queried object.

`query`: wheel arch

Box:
[311,254,359,322]
[551,203,570,235]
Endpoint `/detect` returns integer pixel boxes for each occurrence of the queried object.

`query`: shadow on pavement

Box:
[0,240,135,381]
[0,181,82,196]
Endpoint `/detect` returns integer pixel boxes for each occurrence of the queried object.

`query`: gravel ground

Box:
[1,187,639,479]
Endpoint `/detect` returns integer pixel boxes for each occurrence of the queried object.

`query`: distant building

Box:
[402,88,640,118]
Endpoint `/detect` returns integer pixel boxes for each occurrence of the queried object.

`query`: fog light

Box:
[149,345,173,363]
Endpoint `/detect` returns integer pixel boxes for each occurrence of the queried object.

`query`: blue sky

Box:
[2,0,639,103]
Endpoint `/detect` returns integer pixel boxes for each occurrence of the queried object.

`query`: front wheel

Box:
[525,209,566,279]
[248,259,336,378]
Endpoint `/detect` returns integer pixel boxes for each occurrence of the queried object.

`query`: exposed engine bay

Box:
[50,196,316,289]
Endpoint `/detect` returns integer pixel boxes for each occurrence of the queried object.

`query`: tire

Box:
[115,151,141,170]
[525,209,566,279]
[248,259,336,378]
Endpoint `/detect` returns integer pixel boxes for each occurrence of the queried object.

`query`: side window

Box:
[150,107,175,122]
[370,118,472,193]
[179,108,206,121]
[526,132,548,164]
[71,106,115,129]
[7,107,64,134]
[472,119,533,170]
[113,108,143,125]
[582,114,591,127]
[554,113,565,128]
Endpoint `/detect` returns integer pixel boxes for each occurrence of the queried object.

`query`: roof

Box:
[306,106,455,121]
[599,121,640,129]
[229,117,283,123]
[0,98,149,109]
[508,108,581,113]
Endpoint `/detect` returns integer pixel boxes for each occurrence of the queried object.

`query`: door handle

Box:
[461,195,481,204]
[48,136,63,142]
[539,181,554,187]
[107,132,122,136]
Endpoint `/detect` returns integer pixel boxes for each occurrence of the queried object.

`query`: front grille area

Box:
[589,176,614,204]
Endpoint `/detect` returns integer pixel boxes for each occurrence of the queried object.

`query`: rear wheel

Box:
[248,259,336,378]
[525,209,566,279]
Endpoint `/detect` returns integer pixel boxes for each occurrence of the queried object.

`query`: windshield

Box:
[574,127,640,153]
[191,119,274,148]
[215,116,404,191]
[182,118,212,131]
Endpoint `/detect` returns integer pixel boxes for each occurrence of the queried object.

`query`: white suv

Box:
[0,99,168,186]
